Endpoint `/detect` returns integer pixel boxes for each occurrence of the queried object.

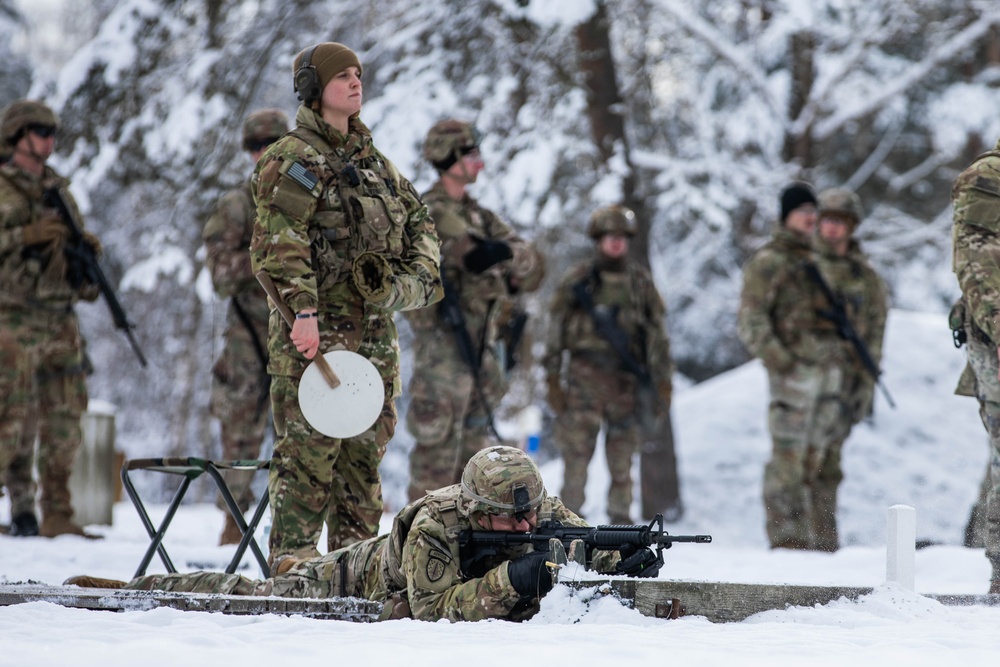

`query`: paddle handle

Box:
[255,271,340,389]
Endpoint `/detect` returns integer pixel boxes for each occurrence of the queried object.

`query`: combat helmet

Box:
[242,108,289,151]
[423,119,481,171]
[817,188,864,226]
[461,446,546,519]
[587,205,637,239]
[1,100,58,147]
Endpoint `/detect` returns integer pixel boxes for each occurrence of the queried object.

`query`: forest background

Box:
[3,0,999,504]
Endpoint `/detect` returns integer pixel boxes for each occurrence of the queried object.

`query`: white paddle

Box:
[256,271,384,438]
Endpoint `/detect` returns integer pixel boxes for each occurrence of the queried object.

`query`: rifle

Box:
[572,269,660,432]
[43,187,147,367]
[459,513,711,578]
[438,274,500,440]
[802,261,894,409]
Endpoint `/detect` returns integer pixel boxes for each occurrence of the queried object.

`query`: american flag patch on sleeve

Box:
[287,162,319,191]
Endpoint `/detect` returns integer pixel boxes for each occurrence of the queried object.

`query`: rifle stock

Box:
[42,187,147,367]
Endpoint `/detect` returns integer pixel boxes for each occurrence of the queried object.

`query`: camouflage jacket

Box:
[202,180,269,352]
[813,237,888,379]
[376,484,612,622]
[543,256,672,389]
[249,106,442,378]
[738,226,837,372]
[0,162,97,309]
[404,182,544,357]
[953,139,1000,344]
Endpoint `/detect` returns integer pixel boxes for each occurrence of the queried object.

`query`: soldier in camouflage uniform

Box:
[202,109,289,545]
[951,137,1000,593]
[249,43,442,565]
[0,100,102,538]
[543,206,672,525]
[405,120,544,501]
[738,184,887,551]
[66,446,633,622]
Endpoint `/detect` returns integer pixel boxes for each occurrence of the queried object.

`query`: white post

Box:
[885,504,916,590]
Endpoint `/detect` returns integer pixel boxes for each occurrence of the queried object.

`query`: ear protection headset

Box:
[294,45,322,104]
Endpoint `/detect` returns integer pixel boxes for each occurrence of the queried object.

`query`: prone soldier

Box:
[65,446,677,622]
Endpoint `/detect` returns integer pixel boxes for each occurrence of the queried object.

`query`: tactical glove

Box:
[507,550,554,598]
[463,236,513,274]
[615,544,661,578]
[22,216,69,246]
[546,375,565,414]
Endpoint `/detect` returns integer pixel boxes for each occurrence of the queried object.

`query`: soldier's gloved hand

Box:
[463,236,513,274]
[546,375,565,414]
[507,551,554,598]
[22,216,69,246]
[615,544,661,578]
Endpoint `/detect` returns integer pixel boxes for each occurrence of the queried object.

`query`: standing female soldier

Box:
[250,43,442,565]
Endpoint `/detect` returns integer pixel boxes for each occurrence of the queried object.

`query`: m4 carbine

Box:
[459,513,711,578]
[43,186,147,367]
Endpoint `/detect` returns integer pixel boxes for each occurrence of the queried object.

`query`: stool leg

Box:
[207,463,270,576]
[121,466,189,578]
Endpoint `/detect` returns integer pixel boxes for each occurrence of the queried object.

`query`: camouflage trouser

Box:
[0,328,29,510]
[209,325,271,513]
[267,373,393,564]
[127,534,386,601]
[4,406,38,517]
[0,310,88,521]
[966,334,1000,583]
[553,360,640,524]
[763,362,849,549]
[405,342,506,501]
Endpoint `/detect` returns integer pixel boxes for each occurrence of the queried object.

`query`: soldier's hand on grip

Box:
[615,543,661,579]
[21,215,69,247]
[507,550,554,598]
[463,236,513,273]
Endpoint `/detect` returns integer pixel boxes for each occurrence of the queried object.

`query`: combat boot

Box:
[10,511,39,537]
[990,580,1000,595]
[63,575,127,589]
[218,513,243,546]
[40,514,103,540]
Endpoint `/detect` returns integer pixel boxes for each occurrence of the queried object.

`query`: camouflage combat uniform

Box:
[951,137,1000,591]
[544,246,672,524]
[0,155,97,533]
[738,199,887,550]
[404,182,543,500]
[203,179,271,515]
[250,105,442,563]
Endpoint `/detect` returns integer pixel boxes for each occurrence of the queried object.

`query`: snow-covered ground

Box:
[2,309,998,665]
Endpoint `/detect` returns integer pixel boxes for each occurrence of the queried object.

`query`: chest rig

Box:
[289,127,409,290]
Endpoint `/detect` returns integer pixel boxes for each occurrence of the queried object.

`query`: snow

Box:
[2,308,997,665]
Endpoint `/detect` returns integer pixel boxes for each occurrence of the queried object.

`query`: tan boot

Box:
[272,555,303,576]
[63,575,127,589]
[218,513,243,546]
[40,514,103,540]
[989,580,1000,595]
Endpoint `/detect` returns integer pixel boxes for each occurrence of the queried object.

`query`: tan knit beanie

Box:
[293,42,362,101]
